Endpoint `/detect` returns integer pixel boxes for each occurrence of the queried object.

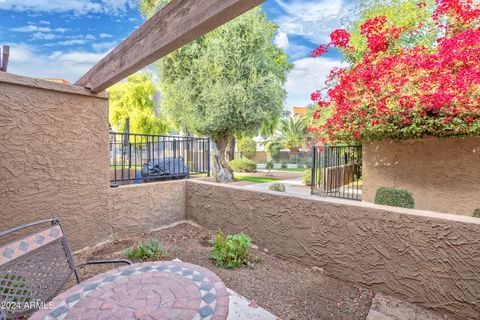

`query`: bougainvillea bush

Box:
[309,0,480,143]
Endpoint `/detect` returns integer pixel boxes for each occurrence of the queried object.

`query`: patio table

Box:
[30,261,229,320]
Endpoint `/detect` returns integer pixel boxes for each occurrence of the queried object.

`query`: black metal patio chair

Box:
[0,217,132,319]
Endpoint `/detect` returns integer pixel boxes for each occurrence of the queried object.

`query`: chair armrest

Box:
[77,259,132,268]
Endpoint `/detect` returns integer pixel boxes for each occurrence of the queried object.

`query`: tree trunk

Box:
[227,137,236,161]
[213,136,234,183]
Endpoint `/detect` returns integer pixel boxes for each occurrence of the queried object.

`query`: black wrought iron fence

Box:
[311,145,362,200]
[110,132,210,185]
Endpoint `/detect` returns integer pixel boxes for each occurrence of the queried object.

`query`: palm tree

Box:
[277,115,308,155]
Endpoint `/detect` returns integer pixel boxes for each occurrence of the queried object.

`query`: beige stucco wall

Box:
[362,137,480,215]
[186,180,480,319]
[0,73,185,250]
[0,73,112,249]
[109,181,186,237]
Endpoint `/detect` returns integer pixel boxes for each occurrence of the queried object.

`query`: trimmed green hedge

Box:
[303,170,312,186]
[229,158,257,173]
[374,187,415,209]
[269,183,286,192]
[473,208,480,218]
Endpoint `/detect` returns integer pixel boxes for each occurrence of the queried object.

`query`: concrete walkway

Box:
[367,293,451,320]
[227,289,277,320]
[239,176,313,198]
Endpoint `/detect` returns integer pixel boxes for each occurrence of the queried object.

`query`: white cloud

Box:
[46,39,87,46]
[11,25,52,32]
[32,32,56,40]
[274,32,289,50]
[39,20,50,25]
[92,41,117,52]
[285,57,348,108]
[99,33,113,39]
[7,43,108,82]
[0,0,135,15]
[274,0,344,44]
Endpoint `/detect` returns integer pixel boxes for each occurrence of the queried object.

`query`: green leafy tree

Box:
[237,138,257,159]
[108,73,170,135]
[141,2,292,182]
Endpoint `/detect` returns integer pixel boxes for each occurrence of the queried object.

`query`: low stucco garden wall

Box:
[109,180,186,238]
[362,137,480,215]
[0,73,186,250]
[186,180,480,319]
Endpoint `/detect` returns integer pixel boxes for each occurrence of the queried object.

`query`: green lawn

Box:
[110,165,142,169]
[234,175,281,183]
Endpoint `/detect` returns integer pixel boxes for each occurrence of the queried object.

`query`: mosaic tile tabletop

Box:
[29,261,229,320]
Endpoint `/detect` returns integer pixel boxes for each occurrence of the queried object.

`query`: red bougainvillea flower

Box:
[366,33,389,53]
[311,90,322,102]
[330,29,351,47]
[360,16,387,35]
[308,0,480,143]
[311,44,329,58]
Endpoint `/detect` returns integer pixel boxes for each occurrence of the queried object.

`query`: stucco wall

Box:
[186,180,480,319]
[0,73,185,250]
[362,137,480,215]
[109,180,186,237]
[0,73,112,249]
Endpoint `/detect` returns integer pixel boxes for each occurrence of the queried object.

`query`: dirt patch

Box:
[74,223,372,320]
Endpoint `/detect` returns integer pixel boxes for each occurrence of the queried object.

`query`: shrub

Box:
[374,187,414,209]
[473,209,480,218]
[229,158,257,173]
[124,239,163,261]
[210,231,252,268]
[238,138,257,159]
[269,183,286,192]
[280,159,288,168]
[303,170,312,186]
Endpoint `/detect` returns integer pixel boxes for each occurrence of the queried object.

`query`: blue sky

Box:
[0,0,352,108]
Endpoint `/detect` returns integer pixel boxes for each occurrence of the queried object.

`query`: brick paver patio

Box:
[30,261,229,320]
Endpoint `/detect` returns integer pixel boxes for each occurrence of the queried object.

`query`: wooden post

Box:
[75,0,264,92]
[1,46,10,72]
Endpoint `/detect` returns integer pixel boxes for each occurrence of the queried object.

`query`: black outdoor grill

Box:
[140,158,189,181]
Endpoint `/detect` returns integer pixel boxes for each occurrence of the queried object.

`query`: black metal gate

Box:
[311,146,362,200]
[110,132,210,185]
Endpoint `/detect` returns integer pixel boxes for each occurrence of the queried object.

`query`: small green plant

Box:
[210,231,252,268]
[374,187,415,209]
[303,170,312,186]
[269,183,286,192]
[280,159,288,168]
[124,239,163,261]
[473,208,480,218]
[229,158,257,173]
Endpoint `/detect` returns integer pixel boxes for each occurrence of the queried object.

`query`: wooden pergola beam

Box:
[75,0,264,92]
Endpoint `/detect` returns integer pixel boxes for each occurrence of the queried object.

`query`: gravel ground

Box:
[74,222,373,320]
